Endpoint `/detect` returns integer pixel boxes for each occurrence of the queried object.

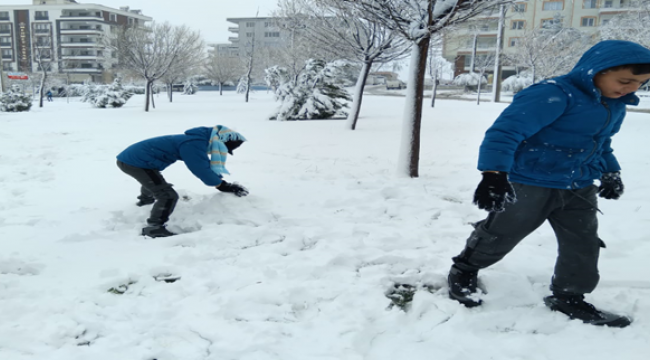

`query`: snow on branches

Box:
[266,59,352,121]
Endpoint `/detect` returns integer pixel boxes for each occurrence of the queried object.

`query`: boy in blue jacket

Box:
[448,40,650,327]
[116,125,248,238]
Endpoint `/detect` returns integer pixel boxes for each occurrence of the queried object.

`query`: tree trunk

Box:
[151,83,156,109]
[431,66,439,108]
[532,65,536,84]
[219,82,223,96]
[168,83,173,102]
[476,73,482,105]
[346,61,372,131]
[38,71,46,108]
[398,38,430,178]
[491,4,506,104]
[470,33,478,73]
[144,79,152,112]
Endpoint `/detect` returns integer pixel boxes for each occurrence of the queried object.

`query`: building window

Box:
[603,0,614,7]
[2,62,12,71]
[0,11,9,20]
[0,24,10,33]
[509,37,520,47]
[264,31,280,38]
[511,20,525,30]
[109,14,117,22]
[542,1,563,10]
[513,3,527,12]
[1,49,12,59]
[0,36,11,46]
[34,23,51,33]
[581,17,596,26]
[583,0,597,8]
[35,11,49,20]
[246,22,255,27]
[264,21,276,28]
[601,18,610,26]
[246,32,253,38]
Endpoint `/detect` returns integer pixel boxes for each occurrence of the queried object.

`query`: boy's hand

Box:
[598,172,624,200]
[217,181,249,197]
[473,172,516,212]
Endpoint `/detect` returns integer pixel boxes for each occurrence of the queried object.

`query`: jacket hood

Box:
[184,126,213,140]
[567,40,650,103]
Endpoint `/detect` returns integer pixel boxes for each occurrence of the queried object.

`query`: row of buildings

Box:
[0,0,644,87]
[443,0,643,78]
[0,0,150,84]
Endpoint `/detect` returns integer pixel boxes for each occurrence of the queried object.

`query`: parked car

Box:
[386,80,406,90]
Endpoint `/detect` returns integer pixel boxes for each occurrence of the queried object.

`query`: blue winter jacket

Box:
[478,40,650,189]
[117,127,223,186]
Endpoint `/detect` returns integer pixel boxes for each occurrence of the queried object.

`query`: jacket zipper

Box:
[577,101,611,183]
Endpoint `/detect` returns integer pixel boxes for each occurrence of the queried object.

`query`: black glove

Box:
[473,172,516,212]
[598,172,623,200]
[217,181,249,197]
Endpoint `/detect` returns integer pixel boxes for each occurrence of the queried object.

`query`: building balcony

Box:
[60,40,100,47]
[0,29,11,34]
[62,67,102,73]
[0,42,11,47]
[0,16,9,21]
[61,28,103,35]
[61,55,99,59]
[61,12,103,19]
[228,27,239,33]
[228,37,240,43]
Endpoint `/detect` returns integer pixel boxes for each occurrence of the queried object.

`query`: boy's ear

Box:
[225,140,244,155]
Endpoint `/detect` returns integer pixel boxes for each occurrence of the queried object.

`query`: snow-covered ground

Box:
[1,92,650,360]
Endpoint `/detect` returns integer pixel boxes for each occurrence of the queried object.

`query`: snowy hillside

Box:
[1,92,649,360]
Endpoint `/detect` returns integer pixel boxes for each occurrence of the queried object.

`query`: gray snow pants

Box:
[453,183,603,295]
[116,160,179,226]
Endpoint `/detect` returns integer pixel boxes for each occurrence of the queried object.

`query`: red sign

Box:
[7,72,28,80]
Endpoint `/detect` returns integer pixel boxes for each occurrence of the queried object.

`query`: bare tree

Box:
[428,36,452,108]
[161,43,204,103]
[600,2,650,48]
[31,32,55,108]
[204,54,242,95]
[282,0,411,130]
[108,22,204,111]
[339,0,511,177]
[473,51,495,104]
[239,26,257,103]
[505,17,592,83]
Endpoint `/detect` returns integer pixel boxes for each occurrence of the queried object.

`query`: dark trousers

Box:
[116,160,179,226]
[453,183,602,295]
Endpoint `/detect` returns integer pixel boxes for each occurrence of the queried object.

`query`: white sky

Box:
[11,0,278,44]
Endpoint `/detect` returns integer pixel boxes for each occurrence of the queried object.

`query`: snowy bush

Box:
[236,76,249,94]
[452,72,487,86]
[182,82,198,95]
[266,59,352,121]
[80,78,134,108]
[0,87,33,112]
[502,74,534,93]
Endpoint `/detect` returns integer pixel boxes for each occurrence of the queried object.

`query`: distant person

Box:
[447,40,650,328]
[116,125,248,238]
[46,90,53,102]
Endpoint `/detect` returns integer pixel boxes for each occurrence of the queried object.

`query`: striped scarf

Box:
[208,125,246,176]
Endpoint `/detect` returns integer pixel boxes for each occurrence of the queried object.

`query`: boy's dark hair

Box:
[603,63,650,75]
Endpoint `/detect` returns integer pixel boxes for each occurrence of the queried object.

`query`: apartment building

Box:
[442,0,639,78]
[0,0,151,83]
[211,17,292,58]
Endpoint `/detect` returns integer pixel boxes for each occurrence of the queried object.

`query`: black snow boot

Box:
[136,196,155,207]
[448,265,483,307]
[142,225,176,238]
[544,294,632,328]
